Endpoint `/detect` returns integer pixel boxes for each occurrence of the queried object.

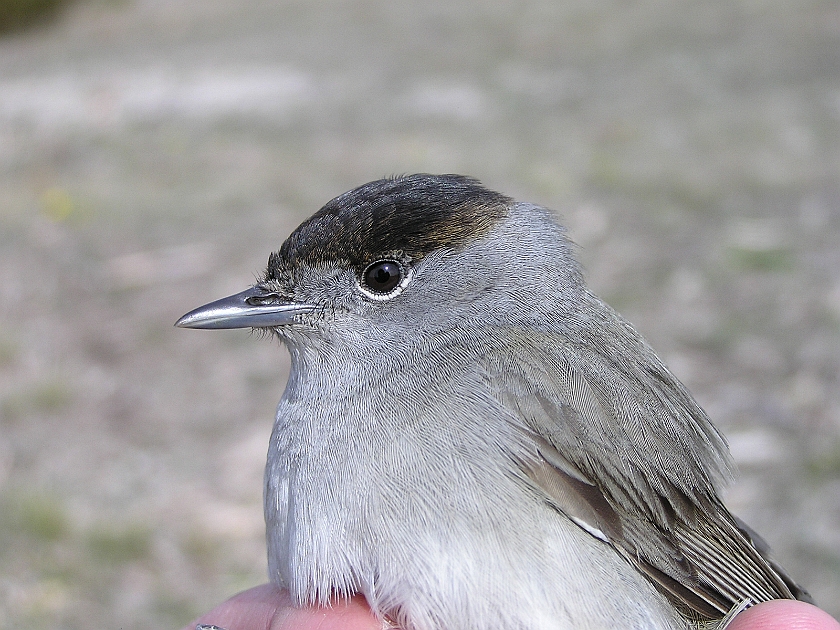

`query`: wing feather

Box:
[481,324,812,620]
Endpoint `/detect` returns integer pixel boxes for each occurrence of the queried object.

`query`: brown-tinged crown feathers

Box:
[265,174,512,279]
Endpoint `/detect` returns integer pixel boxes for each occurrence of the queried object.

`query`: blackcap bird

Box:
[177,174,811,630]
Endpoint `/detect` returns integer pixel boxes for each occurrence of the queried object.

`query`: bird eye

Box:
[362,260,404,295]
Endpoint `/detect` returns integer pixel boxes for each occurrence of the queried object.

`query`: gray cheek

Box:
[297,267,359,308]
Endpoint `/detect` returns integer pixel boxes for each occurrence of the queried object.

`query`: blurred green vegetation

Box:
[0,0,72,34]
[727,246,795,272]
[3,491,71,542]
[1,378,74,423]
[87,523,153,563]
[0,487,188,630]
[805,442,840,481]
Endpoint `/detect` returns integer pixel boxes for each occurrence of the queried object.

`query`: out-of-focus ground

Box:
[0,1,838,627]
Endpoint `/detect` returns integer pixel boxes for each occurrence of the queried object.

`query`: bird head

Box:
[176,174,584,353]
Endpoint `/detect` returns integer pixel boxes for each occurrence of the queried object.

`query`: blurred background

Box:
[0,0,838,627]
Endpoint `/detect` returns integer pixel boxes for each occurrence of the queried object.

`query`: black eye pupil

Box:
[364,260,402,293]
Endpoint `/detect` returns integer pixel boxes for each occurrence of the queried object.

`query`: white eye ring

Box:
[358,260,413,301]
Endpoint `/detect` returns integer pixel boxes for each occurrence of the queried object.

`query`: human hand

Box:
[180,584,379,630]
[726,599,840,630]
[181,585,839,630]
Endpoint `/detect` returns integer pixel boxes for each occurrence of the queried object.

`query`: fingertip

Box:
[180,584,287,630]
[728,600,840,630]
[271,593,381,630]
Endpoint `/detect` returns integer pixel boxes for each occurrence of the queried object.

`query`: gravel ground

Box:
[0,1,838,628]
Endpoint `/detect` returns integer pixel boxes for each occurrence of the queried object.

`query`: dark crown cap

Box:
[267,174,512,277]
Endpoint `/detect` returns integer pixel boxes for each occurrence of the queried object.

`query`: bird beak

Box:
[175,286,316,330]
